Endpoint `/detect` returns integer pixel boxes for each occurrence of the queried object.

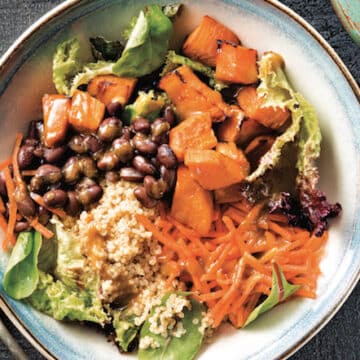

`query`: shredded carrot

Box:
[29,192,67,218]
[30,218,54,239]
[0,158,12,171]
[0,196,5,214]
[3,167,16,250]
[21,170,38,177]
[12,133,23,186]
[138,196,326,329]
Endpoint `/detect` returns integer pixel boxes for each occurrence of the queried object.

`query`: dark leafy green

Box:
[38,231,57,273]
[90,36,124,61]
[138,293,204,360]
[244,263,299,327]
[112,5,173,77]
[3,232,42,300]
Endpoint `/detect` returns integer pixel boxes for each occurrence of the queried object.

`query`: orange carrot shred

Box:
[30,218,54,239]
[30,192,67,218]
[3,167,16,250]
[0,158,12,171]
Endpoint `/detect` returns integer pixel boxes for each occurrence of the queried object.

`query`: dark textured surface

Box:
[0,0,359,359]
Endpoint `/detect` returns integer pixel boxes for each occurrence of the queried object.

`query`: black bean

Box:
[157,144,177,169]
[27,120,43,140]
[63,157,81,184]
[85,135,104,154]
[105,171,120,183]
[132,156,156,175]
[69,135,88,154]
[132,117,151,134]
[30,176,43,192]
[36,164,62,183]
[144,176,168,200]
[121,126,132,141]
[163,106,176,127]
[112,138,134,162]
[76,178,103,206]
[15,221,31,233]
[27,120,39,139]
[106,101,122,117]
[33,145,44,158]
[119,167,144,182]
[132,133,158,155]
[0,172,7,197]
[160,166,176,191]
[98,117,123,142]
[97,152,120,171]
[79,156,98,178]
[15,190,37,218]
[66,191,81,216]
[151,132,169,145]
[151,118,170,137]
[43,189,68,208]
[134,186,157,208]
[18,144,35,169]
[38,206,50,225]
[43,145,67,164]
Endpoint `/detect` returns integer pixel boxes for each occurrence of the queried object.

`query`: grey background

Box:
[0,0,359,359]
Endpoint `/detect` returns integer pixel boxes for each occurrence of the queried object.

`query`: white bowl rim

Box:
[0,1,359,360]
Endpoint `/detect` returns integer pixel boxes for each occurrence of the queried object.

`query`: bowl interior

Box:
[0,1,359,359]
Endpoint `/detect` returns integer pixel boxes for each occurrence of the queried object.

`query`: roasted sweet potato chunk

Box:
[69,90,105,132]
[42,94,71,147]
[215,42,258,84]
[169,113,217,161]
[182,15,240,67]
[159,65,229,122]
[237,86,290,129]
[171,165,214,235]
[184,149,248,190]
[87,75,137,107]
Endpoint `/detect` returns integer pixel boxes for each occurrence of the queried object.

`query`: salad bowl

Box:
[0,0,359,359]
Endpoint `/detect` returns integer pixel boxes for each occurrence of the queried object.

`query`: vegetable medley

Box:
[0,4,341,359]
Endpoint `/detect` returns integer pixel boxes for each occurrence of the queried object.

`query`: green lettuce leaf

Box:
[112,5,173,77]
[246,52,303,182]
[161,51,227,90]
[3,232,42,300]
[161,50,215,77]
[162,4,183,20]
[295,93,321,186]
[90,36,124,61]
[138,292,204,360]
[69,61,114,95]
[243,263,299,327]
[53,38,82,95]
[113,310,139,352]
[51,217,87,288]
[122,90,167,124]
[27,271,108,325]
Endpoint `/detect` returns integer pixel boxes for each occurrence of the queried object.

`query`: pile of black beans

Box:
[0,105,178,232]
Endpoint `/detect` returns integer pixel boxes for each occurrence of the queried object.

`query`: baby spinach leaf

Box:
[2,231,42,300]
[113,5,173,77]
[139,293,204,360]
[243,263,299,327]
[90,36,124,61]
[37,230,57,273]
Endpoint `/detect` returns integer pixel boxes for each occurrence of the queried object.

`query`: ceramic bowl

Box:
[0,1,359,359]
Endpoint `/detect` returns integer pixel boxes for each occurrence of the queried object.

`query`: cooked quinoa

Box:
[63,179,174,321]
